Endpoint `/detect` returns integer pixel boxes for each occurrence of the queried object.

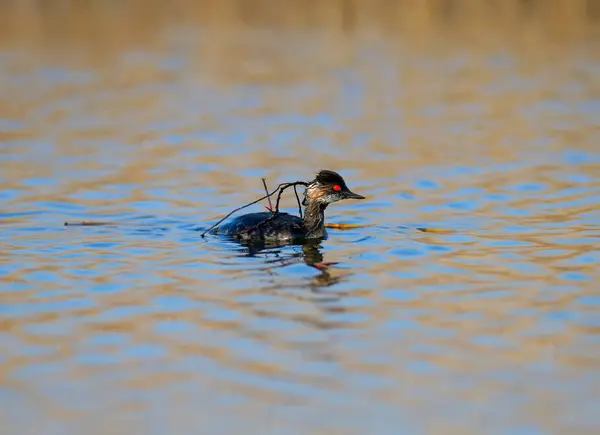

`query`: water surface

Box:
[1,2,599,434]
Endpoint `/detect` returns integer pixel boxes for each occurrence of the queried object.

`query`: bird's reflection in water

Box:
[228,237,355,336]
[223,239,353,365]
[235,238,346,292]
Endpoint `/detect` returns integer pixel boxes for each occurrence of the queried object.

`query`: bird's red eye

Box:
[333,185,341,192]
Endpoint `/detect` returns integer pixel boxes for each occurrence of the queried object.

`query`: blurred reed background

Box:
[1,1,599,435]
[1,0,596,72]
[0,0,598,189]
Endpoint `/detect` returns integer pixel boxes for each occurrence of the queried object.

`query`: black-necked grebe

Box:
[211,170,365,242]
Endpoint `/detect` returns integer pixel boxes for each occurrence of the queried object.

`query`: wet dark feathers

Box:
[313,170,346,187]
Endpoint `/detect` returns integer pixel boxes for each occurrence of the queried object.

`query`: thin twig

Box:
[201,181,308,237]
[238,181,308,236]
[293,185,302,218]
[64,221,115,226]
[261,178,273,212]
[272,182,302,212]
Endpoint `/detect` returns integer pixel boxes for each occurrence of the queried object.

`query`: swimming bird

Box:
[212,170,365,242]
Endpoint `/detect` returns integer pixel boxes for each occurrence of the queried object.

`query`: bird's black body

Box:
[211,211,320,243]
[210,170,364,243]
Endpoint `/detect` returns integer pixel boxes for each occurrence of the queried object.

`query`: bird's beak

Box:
[344,190,365,200]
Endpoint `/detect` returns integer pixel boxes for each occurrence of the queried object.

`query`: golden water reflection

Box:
[1,1,599,434]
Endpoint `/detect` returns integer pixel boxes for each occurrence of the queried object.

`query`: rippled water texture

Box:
[1,1,599,434]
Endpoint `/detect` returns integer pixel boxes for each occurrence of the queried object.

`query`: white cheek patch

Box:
[319,194,339,203]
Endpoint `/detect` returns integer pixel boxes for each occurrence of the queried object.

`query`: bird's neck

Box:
[302,200,328,238]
